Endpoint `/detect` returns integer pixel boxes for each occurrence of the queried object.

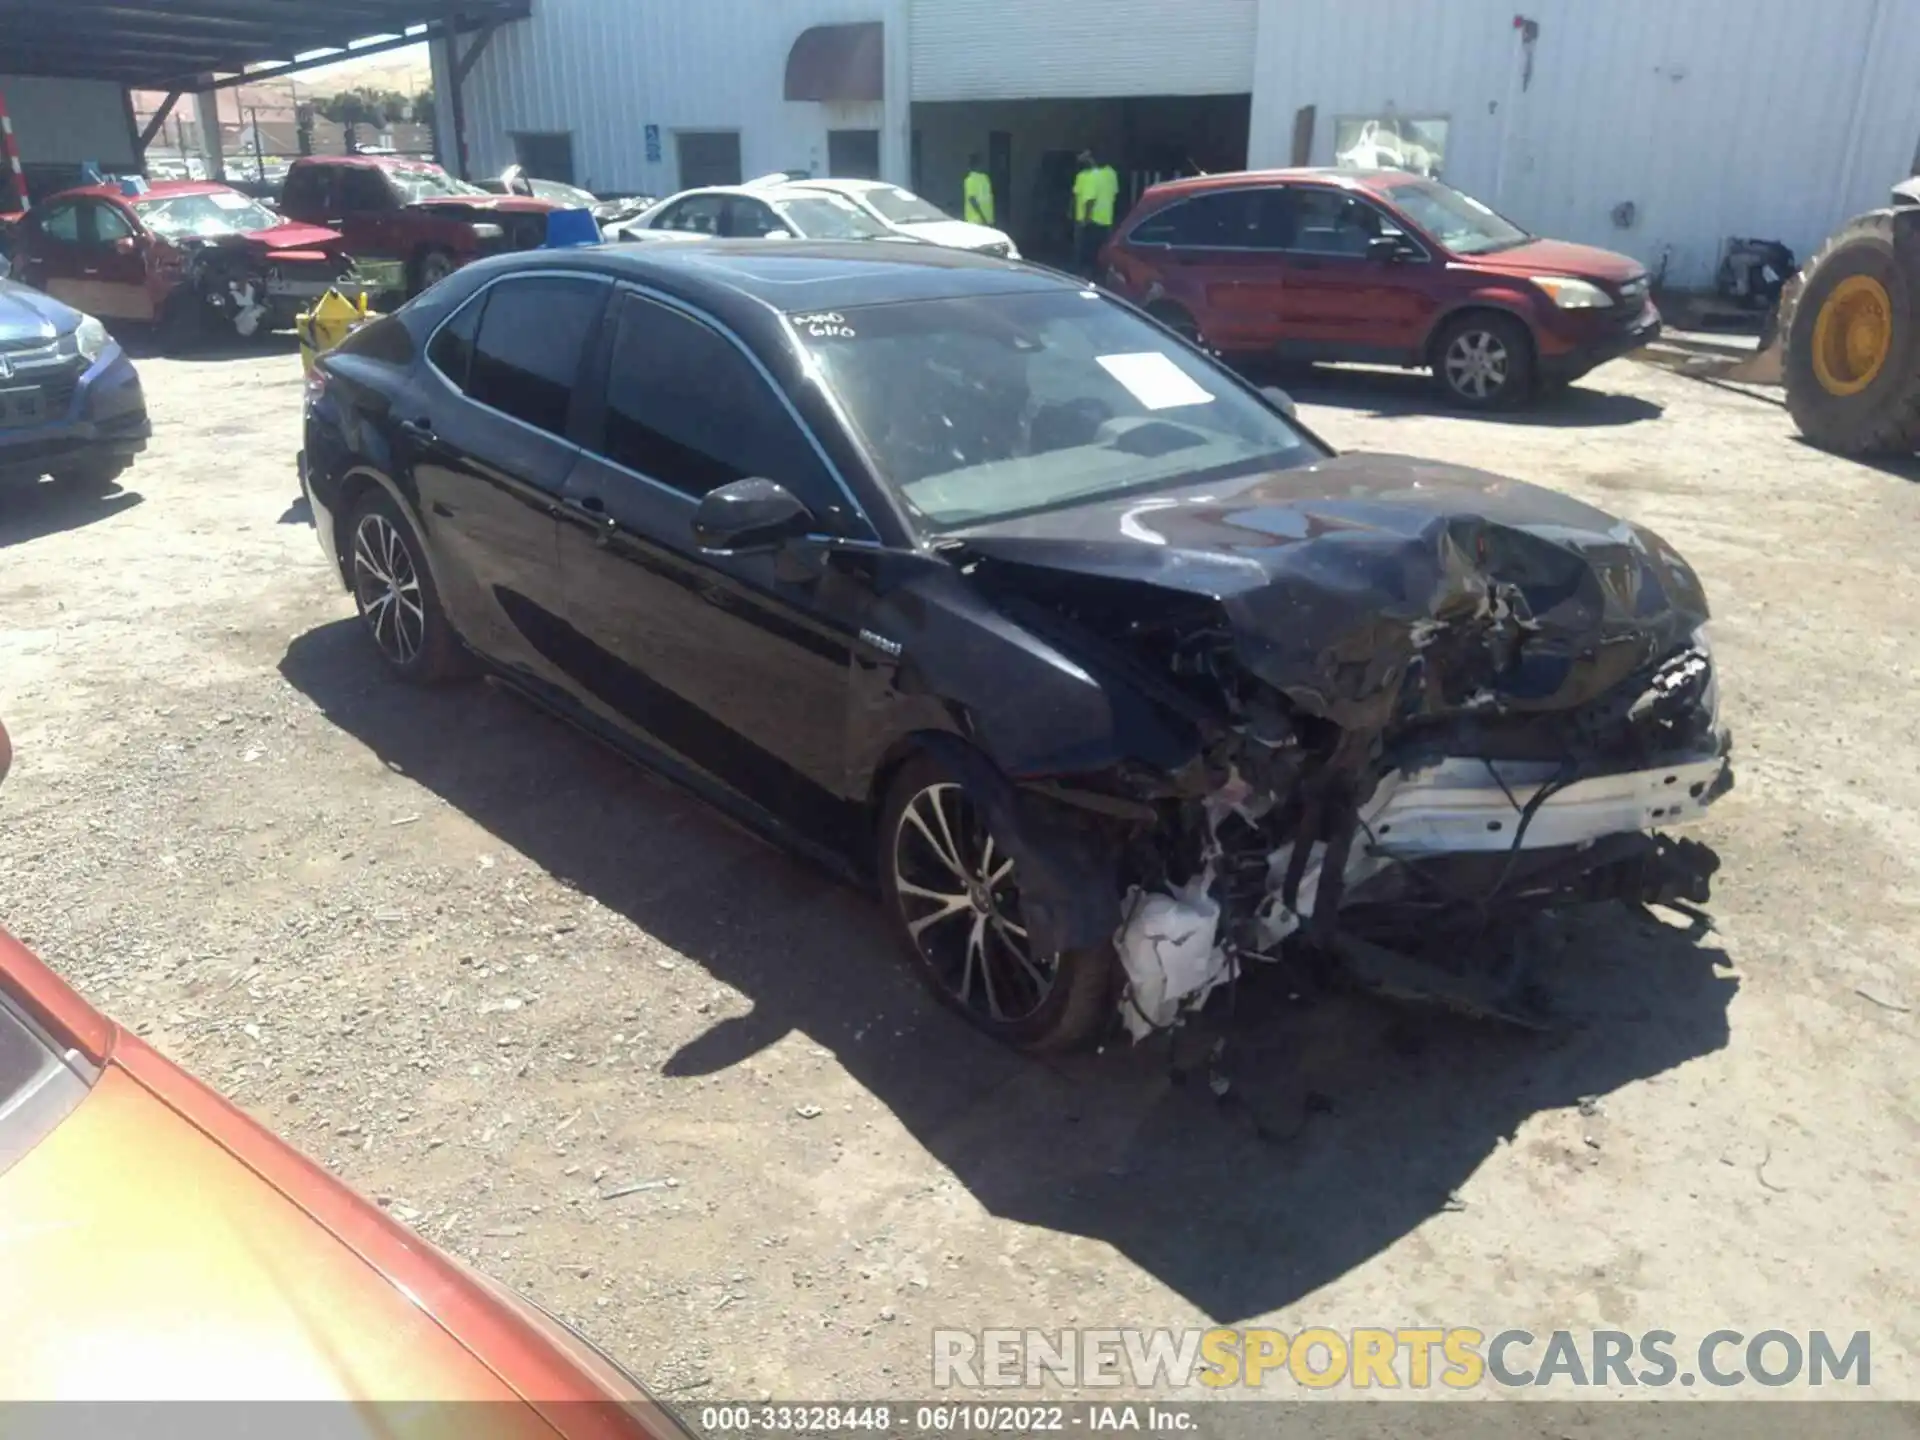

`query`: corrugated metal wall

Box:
[909,0,1259,101]
[0,76,134,169]
[1249,0,1920,288]
[457,0,909,195]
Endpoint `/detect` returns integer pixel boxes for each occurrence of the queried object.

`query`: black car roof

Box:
[462,239,1078,318]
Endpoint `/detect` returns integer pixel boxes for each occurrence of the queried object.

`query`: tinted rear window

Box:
[466,276,607,436]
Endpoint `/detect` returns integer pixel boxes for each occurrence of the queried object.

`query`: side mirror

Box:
[113,235,140,256]
[1366,235,1416,264]
[1260,385,1297,419]
[691,477,815,552]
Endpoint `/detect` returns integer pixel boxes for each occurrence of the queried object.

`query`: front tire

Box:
[51,457,131,494]
[878,754,1114,1053]
[345,490,470,683]
[411,247,457,297]
[1433,311,1534,409]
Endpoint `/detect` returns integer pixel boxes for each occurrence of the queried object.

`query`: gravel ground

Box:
[1,339,1917,1404]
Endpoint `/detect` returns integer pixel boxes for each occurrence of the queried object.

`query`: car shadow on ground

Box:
[280,619,1736,1324]
[113,327,303,364]
[0,473,142,548]
[1245,361,1666,427]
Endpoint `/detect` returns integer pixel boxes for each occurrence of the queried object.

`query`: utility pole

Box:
[248,105,265,182]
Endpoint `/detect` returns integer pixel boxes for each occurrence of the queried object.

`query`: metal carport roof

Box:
[0,0,526,90]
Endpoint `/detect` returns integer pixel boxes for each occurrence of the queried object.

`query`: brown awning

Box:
[784,21,884,103]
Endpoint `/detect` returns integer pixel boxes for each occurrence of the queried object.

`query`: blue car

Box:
[0,279,148,489]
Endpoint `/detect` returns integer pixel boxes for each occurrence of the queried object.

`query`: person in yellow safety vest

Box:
[962,153,995,226]
[1071,148,1120,278]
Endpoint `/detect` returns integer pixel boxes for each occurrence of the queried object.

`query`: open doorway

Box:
[510,132,576,184]
[910,94,1250,266]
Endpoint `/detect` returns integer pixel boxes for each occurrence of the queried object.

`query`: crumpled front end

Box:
[956,462,1734,1039]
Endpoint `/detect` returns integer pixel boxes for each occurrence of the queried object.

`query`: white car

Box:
[608,182,911,245]
[784,177,1018,258]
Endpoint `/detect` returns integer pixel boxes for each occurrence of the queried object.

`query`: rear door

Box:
[1118,189,1287,350]
[1272,185,1438,361]
[406,272,610,688]
[14,200,83,305]
[555,287,872,826]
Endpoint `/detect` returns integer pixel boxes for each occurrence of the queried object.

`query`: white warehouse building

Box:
[439,0,1920,287]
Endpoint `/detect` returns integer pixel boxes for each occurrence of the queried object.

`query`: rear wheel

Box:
[1782,210,1920,455]
[1433,311,1534,408]
[345,490,470,683]
[878,754,1114,1053]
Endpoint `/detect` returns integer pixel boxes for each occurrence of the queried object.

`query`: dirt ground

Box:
[2,338,1917,1404]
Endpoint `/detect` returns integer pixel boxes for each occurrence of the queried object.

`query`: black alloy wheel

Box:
[879,755,1114,1052]
[346,491,469,683]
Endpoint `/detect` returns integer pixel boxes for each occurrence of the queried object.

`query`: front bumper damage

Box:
[950,455,1737,1042]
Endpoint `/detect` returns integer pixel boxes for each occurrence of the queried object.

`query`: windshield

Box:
[531,179,598,206]
[800,289,1320,530]
[1381,178,1530,255]
[774,196,886,240]
[132,190,280,239]
[861,186,950,226]
[386,165,490,202]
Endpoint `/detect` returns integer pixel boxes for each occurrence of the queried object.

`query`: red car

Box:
[0,715,692,1427]
[278,155,567,296]
[1099,168,1661,408]
[9,181,351,346]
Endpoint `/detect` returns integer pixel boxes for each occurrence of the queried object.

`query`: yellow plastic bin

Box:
[297,289,374,377]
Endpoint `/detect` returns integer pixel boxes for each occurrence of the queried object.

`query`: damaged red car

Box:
[9,181,352,347]
[300,243,1731,1054]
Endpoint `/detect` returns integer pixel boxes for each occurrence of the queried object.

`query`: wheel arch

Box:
[330,465,452,601]
[873,729,1126,962]
[1421,298,1539,368]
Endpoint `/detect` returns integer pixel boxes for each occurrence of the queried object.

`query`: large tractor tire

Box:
[1783,209,1920,455]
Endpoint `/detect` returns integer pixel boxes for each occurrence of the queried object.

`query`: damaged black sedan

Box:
[300,241,1732,1053]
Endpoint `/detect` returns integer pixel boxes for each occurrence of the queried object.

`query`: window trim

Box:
[1121,183,1433,262]
[422,269,615,447]
[580,281,878,540]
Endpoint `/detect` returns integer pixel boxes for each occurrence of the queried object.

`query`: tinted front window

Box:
[1127,191,1261,247]
[1380,178,1528,255]
[598,294,833,507]
[800,289,1320,530]
[91,204,136,243]
[1280,189,1393,256]
[467,276,605,435]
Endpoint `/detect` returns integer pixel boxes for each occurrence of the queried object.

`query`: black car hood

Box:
[952,452,1711,731]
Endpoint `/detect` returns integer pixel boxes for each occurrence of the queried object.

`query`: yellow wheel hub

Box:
[1811,274,1893,396]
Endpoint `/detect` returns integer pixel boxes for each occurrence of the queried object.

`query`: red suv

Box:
[1099,168,1660,408]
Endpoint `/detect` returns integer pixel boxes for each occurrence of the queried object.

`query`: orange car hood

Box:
[1,1065,516,1405]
